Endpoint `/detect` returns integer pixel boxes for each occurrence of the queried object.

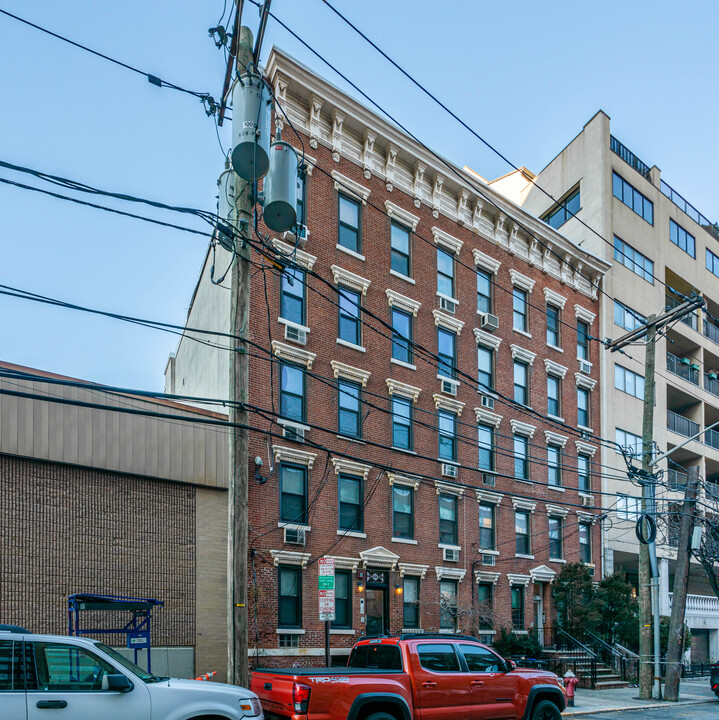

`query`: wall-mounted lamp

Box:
[394,585,403,596]
[357,583,365,593]
[254,456,268,484]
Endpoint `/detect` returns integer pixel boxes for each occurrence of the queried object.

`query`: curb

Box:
[563,697,717,715]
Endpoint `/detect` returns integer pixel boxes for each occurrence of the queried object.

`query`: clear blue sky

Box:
[1,0,717,391]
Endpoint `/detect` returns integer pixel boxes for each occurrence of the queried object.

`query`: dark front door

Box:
[365,568,389,635]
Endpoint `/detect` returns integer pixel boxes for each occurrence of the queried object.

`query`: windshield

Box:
[93,642,166,683]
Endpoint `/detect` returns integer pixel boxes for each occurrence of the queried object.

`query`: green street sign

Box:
[318,575,335,590]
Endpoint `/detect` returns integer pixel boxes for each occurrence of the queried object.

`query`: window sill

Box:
[278,317,311,332]
[513,328,533,339]
[578,425,594,433]
[392,447,417,455]
[477,629,497,635]
[278,522,311,531]
[514,478,533,485]
[514,630,529,636]
[401,627,424,633]
[547,414,565,423]
[337,436,366,446]
[547,344,564,353]
[478,549,499,556]
[276,628,305,635]
[337,530,366,539]
[390,269,415,285]
[548,485,566,493]
[515,554,535,560]
[336,244,365,262]
[392,537,418,545]
[550,558,567,564]
[438,543,461,551]
[329,629,356,635]
[579,492,593,498]
[336,338,366,353]
[391,358,417,371]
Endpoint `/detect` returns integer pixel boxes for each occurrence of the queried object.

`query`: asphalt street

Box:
[574,701,718,720]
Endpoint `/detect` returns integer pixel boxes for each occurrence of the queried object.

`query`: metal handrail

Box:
[556,626,598,659]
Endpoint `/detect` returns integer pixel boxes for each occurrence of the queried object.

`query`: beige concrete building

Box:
[495,110,719,662]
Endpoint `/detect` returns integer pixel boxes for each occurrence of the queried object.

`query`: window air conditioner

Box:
[581,495,593,507]
[284,324,308,345]
[481,554,496,567]
[438,296,457,314]
[480,313,499,332]
[442,463,458,478]
[443,547,460,563]
[482,473,496,487]
[480,395,495,410]
[283,424,306,442]
[284,527,306,546]
[579,359,592,375]
[441,378,458,396]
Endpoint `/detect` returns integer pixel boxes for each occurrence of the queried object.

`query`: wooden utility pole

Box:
[638,320,656,699]
[664,465,700,701]
[228,24,254,689]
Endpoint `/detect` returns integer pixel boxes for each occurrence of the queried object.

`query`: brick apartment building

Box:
[165,48,610,665]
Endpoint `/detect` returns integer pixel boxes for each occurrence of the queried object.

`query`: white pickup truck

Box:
[0,629,263,720]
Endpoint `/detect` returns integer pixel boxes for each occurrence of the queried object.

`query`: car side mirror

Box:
[505,660,516,672]
[102,674,134,693]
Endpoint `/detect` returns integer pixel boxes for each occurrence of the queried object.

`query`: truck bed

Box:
[254,667,403,676]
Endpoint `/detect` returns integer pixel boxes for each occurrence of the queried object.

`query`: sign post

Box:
[318,558,335,666]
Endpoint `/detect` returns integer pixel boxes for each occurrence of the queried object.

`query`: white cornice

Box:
[474,407,503,427]
[475,570,500,585]
[507,573,531,587]
[475,489,503,505]
[575,372,597,390]
[510,419,537,438]
[530,565,557,583]
[331,170,370,203]
[575,440,598,457]
[386,289,421,316]
[398,563,429,579]
[574,304,597,324]
[510,344,537,365]
[546,504,569,518]
[385,200,420,231]
[433,309,465,335]
[474,328,502,350]
[331,265,371,296]
[271,239,317,271]
[433,394,465,416]
[271,341,316,369]
[272,445,318,469]
[435,479,464,496]
[359,546,400,569]
[270,550,311,568]
[435,566,467,581]
[325,555,361,572]
[388,473,420,490]
[331,458,372,480]
[544,430,569,448]
[386,378,421,402]
[331,360,371,387]
[544,287,568,309]
[544,359,568,378]
[509,269,536,293]
[472,248,501,275]
[432,226,463,255]
[512,497,537,512]
[578,512,598,524]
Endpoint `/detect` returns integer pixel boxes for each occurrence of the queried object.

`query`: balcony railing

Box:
[705,372,719,398]
[660,180,719,240]
[610,136,651,180]
[667,469,688,491]
[667,410,700,438]
[705,428,719,450]
[667,352,699,385]
[704,319,719,345]
[669,592,719,615]
[666,295,698,330]
[706,482,719,501]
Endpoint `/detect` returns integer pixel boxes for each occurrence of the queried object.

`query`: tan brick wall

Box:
[195,486,229,681]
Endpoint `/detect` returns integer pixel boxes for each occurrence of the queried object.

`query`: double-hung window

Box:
[478,502,495,550]
[280,363,305,423]
[514,434,529,481]
[280,464,307,524]
[438,328,457,379]
[478,423,495,471]
[391,397,413,450]
[439,580,458,630]
[280,267,306,326]
[547,375,561,417]
[438,411,457,462]
[578,454,591,493]
[513,288,528,332]
[278,566,302,628]
[439,493,458,546]
[392,484,414,539]
[547,444,562,487]
[333,570,352,628]
[549,517,563,559]
[403,576,420,629]
[391,222,411,277]
[437,248,455,298]
[391,308,412,364]
[577,387,590,428]
[338,380,362,438]
[579,523,592,563]
[612,171,653,224]
[515,511,530,555]
[513,360,529,405]
[477,270,492,314]
[670,219,695,258]
[478,345,493,390]
[511,587,525,629]
[338,287,361,346]
[476,583,493,630]
[338,194,361,253]
[296,171,307,228]
[338,474,363,532]
[577,320,590,360]
[547,305,560,347]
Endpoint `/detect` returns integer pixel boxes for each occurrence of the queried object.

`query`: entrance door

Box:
[533,591,544,647]
[366,589,386,636]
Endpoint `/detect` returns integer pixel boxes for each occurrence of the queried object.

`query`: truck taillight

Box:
[293,682,311,714]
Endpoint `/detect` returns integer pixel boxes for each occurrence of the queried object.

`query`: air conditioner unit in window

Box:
[438,296,457,314]
[482,473,496,487]
[441,378,458,396]
[480,313,499,332]
[581,495,593,507]
[480,395,495,410]
[579,359,592,375]
[282,225,308,246]
[284,324,308,345]
[283,425,305,442]
[442,463,458,478]
[284,527,306,546]
[481,554,496,567]
[443,547,460,563]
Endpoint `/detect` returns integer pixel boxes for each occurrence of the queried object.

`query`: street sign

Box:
[318,557,335,621]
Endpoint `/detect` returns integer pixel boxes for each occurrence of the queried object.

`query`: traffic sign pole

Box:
[318,558,335,666]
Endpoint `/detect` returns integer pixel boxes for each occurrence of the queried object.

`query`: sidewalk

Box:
[563,679,717,715]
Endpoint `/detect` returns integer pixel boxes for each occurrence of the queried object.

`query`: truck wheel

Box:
[364,713,397,720]
[531,699,562,720]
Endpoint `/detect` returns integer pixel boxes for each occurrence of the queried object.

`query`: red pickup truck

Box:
[251,634,566,720]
